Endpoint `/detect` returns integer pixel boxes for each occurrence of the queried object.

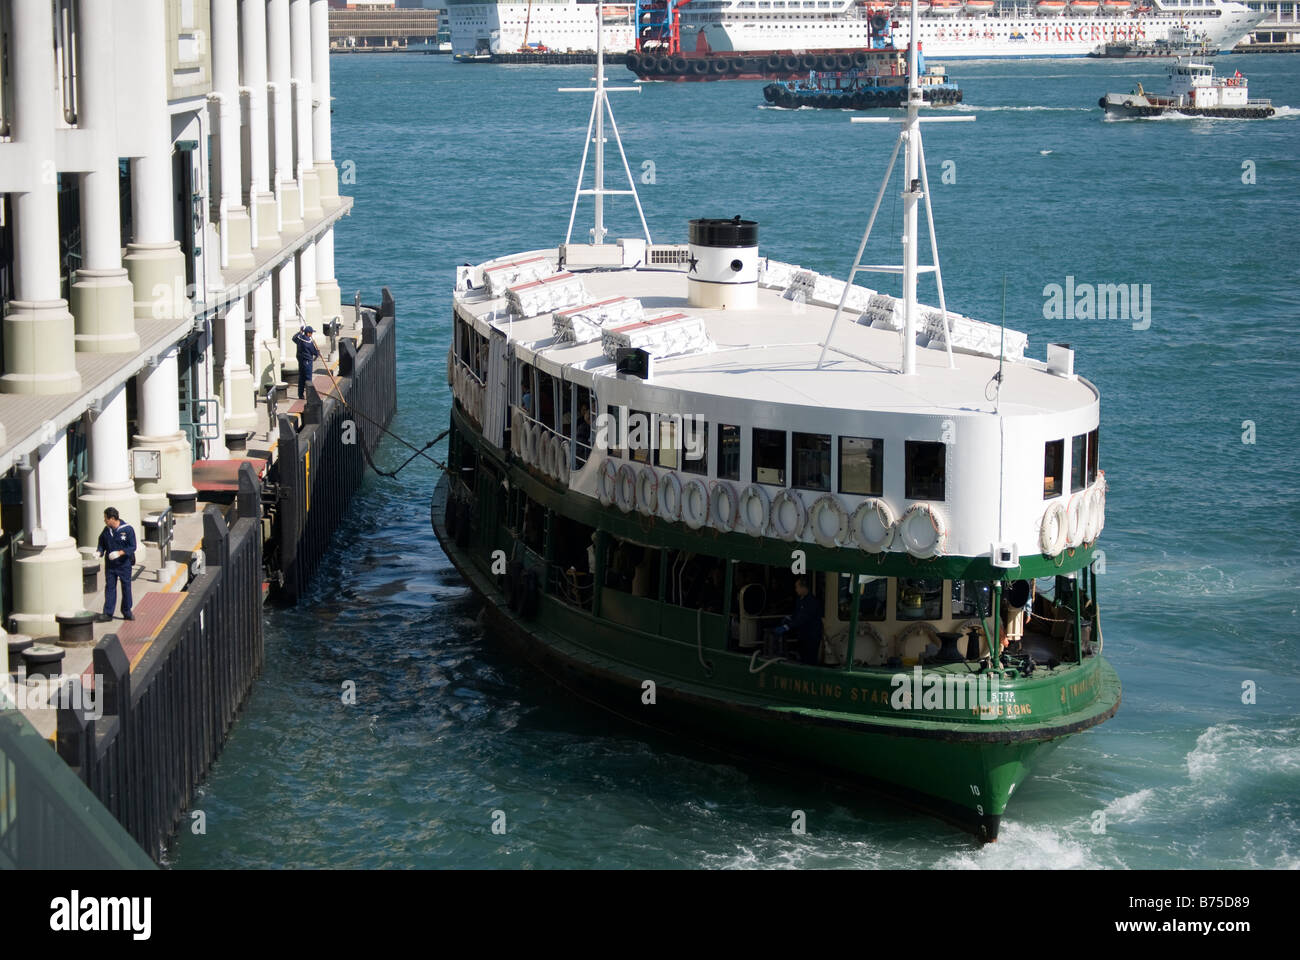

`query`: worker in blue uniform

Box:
[292,326,321,399]
[772,576,823,665]
[96,507,136,622]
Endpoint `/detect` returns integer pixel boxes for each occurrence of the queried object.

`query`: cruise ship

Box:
[447,0,1264,60]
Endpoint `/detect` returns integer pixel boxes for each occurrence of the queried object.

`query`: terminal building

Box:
[0,0,349,641]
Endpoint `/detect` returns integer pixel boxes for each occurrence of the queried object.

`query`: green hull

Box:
[432,410,1121,841]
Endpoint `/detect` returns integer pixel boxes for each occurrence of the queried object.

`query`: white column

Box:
[0,0,81,396]
[251,279,279,391]
[10,437,82,636]
[277,259,299,379]
[219,297,259,432]
[310,0,338,201]
[290,0,320,219]
[243,0,280,248]
[316,226,342,327]
[133,347,198,511]
[298,238,321,330]
[212,0,254,269]
[268,0,301,233]
[77,384,141,549]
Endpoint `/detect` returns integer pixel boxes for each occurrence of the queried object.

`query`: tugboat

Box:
[1100,59,1274,117]
[763,51,961,110]
[435,1,1119,841]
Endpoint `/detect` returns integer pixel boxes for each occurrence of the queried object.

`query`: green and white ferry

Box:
[432,7,1119,841]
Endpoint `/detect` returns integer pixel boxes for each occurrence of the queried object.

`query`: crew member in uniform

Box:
[292,326,321,399]
[773,576,823,665]
[96,507,136,622]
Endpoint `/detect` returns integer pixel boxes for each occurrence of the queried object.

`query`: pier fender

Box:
[851,498,896,552]
[899,503,947,559]
[1065,492,1089,549]
[769,489,807,542]
[557,440,572,486]
[659,472,683,522]
[616,463,638,513]
[1039,500,1068,556]
[738,484,772,537]
[636,466,659,516]
[682,478,709,529]
[598,459,619,507]
[709,480,738,533]
[808,493,848,548]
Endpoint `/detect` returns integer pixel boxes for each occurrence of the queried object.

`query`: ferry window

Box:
[1070,434,1087,493]
[897,578,943,621]
[905,441,946,501]
[718,424,741,480]
[574,386,593,466]
[605,404,623,458]
[1087,429,1100,484]
[952,580,991,619]
[629,409,652,463]
[1043,439,1064,499]
[752,428,787,485]
[792,432,831,491]
[655,415,680,469]
[518,363,535,416]
[839,436,883,497]
[838,574,887,622]
[682,418,708,476]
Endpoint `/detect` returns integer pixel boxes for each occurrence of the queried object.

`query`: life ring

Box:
[850,498,896,552]
[511,407,524,457]
[1083,483,1103,542]
[769,489,807,542]
[546,433,561,480]
[896,622,943,663]
[1065,492,1088,548]
[659,471,683,522]
[898,503,947,559]
[681,477,709,529]
[616,463,637,513]
[710,480,738,533]
[1039,500,1068,556]
[1092,476,1107,536]
[598,459,618,507]
[520,420,537,465]
[636,465,659,516]
[807,493,848,548]
[557,439,571,485]
[738,484,771,537]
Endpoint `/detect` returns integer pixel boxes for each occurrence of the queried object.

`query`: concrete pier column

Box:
[212,0,254,270]
[70,0,140,355]
[277,259,300,378]
[268,0,302,234]
[310,0,338,202]
[218,297,258,431]
[122,2,188,325]
[243,0,280,249]
[298,239,322,331]
[290,0,320,219]
[0,0,82,396]
[77,384,141,549]
[316,227,343,328]
[9,436,82,637]
[251,279,278,390]
[133,347,197,512]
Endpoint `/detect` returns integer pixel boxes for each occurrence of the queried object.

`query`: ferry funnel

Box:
[687,217,758,310]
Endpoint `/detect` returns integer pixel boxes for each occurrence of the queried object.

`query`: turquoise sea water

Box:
[171,54,1300,869]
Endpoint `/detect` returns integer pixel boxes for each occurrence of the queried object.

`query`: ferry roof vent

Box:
[687,216,759,311]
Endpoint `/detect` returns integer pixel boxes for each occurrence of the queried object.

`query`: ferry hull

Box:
[432,440,1121,841]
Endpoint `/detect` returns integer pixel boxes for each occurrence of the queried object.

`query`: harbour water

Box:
[172,54,1300,869]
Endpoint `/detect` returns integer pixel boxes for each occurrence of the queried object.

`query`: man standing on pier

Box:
[96,507,136,622]
[293,326,322,399]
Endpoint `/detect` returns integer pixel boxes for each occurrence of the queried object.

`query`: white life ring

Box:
[616,463,637,513]
[598,459,618,507]
[899,503,947,558]
[520,420,537,465]
[769,489,807,542]
[1039,500,1067,556]
[682,477,709,530]
[511,407,524,457]
[807,493,847,548]
[710,480,738,533]
[1065,492,1088,548]
[470,384,482,425]
[544,433,560,479]
[659,472,683,522]
[557,439,571,485]
[1083,483,1103,542]
[851,498,896,552]
[1093,479,1107,536]
[636,465,659,516]
[738,484,771,537]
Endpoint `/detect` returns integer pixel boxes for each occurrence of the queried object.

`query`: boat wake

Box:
[949,104,1092,113]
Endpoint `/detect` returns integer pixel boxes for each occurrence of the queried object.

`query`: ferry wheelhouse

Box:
[435,5,1119,840]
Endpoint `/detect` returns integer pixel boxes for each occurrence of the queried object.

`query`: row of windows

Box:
[1043,429,1100,499]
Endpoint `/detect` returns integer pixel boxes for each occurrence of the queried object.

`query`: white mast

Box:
[562,2,653,246]
[816,3,972,374]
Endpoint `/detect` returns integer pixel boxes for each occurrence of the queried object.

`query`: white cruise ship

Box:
[447,0,636,54]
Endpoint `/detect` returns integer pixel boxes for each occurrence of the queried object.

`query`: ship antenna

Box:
[560,2,653,246]
[816,1,973,374]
